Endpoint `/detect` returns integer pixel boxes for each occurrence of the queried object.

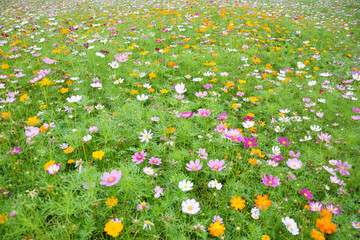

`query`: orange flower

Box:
[63,146,75,154]
[255,194,272,210]
[1,112,10,119]
[316,209,337,234]
[311,229,325,240]
[104,219,123,237]
[19,93,30,101]
[230,196,246,210]
[208,220,225,237]
[105,196,118,208]
[44,160,55,171]
[248,158,257,165]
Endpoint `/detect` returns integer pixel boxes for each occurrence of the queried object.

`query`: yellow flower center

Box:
[154,160,157,163]
[282,141,286,144]
[138,156,142,159]
[304,193,308,197]
[293,164,296,167]
[341,167,344,170]
[268,181,272,184]
[214,166,218,169]
[146,220,150,224]
[109,178,114,182]
[193,166,196,170]
[188,206,193,210]
[145,135,148,138]
[248,141,252,145]
[141,203,146,207]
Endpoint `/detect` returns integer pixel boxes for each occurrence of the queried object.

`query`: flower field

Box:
[1,0,360,239]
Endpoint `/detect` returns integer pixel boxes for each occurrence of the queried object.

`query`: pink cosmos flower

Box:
[185,159,202,171]
[243,137,258,148]
[207,159,226,171]
[353,107,360,113]
[24,126,40,138]
[334,160,351,175]
[309,201,323,212]
[286,158,302,170]
[278,137,291,146]
[149,157,162,165]
[154,186,164,198]
[197,148,208,159]
[137,202,149,211]
[198,109,211,117]
[89,125,98,134]
[289,150,300,158]
[217,113,228,120]
[178,112,193,118]
[100,170,122,186]
[325,203,341,215]
[204,84,212,89]
[195,91,207,98]
[132,151,147,164]
[301,188,313,199]
[352,221,360,229]
[43,57,55,64]
[262,174,281,187]
[317,132,331,142]
[214,124,227,133]
[8,146,21,155]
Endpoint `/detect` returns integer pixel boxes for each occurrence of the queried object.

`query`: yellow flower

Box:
[230,196,246,210]
[131,89,138,95]
[208,220,225,237]
[149,72,156,79]
[63,146,75,154]
[92,150,105,160]
[166,127,175,134]
[1,63,10,69]
[105,196,118,208]
[262,235,271,240]
[67,159,75,164]
[44,160,55,171]
[0,214,8,224]
[104,219,123,237]
[160,89,169,94]
[19,93,30,101]
[60,88,69,94]
[27,116,40,126]
[39,78,52,86]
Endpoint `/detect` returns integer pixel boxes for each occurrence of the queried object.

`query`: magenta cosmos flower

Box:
[8,146,21,155]
[198,109,211,117]
[262,174,281,187]
[271,155,284,162]
[301,188,313,199]
[325,203,341,215]
[132,151,147,164]
[278,137,291,146]
[185,159,202,171]
[207,159,226,171]
[243,137,258,148]
[334,160,351,175]
[100,170,122,186]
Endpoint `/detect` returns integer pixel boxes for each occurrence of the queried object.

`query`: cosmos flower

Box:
[301,188,313,200]
[207,159,226,171]
[66,95,82,103]
[139,129,153,143]
[262,174,281,187]
[178,180,193,191]
[46,164,60,175]
[100,170,122,186]
[278,137,291,146]
[185,159,202,171]
[182,199,200,215]
[334,160,351,175]
[287,158,302,170]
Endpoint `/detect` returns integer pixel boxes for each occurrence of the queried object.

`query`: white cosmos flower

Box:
[95,52,105,58]
[182,199,201,215]
[83,134,92,142]
[178,180,193,191]
[310,125,322,132]
[139,129,153,143]
[272,146,281,154]
[137,94,148,101]
[297,62,305,69]
[108,61,119,69]
[308,81,316,86]
[113,78,124,84]
[193,78,203,82]
[242,121,255,129]
[175,83,187,94]
[66,95,82,103]
[208,179,222,190]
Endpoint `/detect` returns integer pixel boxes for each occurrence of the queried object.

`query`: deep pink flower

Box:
[207,159,226,171]
[301,188,313,199]
[243,137,258,148]
[8,146,21,155]
[278,137,291,146]
[271,155,284,162]
[100,170,122,186]
[262,174,281,187]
